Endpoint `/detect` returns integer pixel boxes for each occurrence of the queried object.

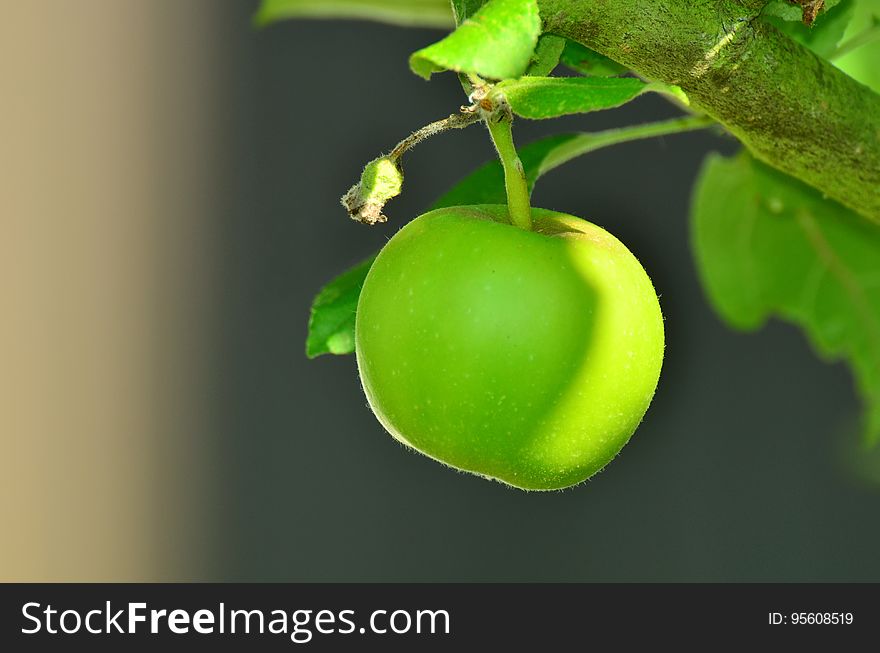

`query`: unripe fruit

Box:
[355,205,664,490]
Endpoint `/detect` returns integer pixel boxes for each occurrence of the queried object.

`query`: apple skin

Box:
[355,204,664,490]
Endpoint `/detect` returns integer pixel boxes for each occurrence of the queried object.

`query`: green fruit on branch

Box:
[355,204,664,490]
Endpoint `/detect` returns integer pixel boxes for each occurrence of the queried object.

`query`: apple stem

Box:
[388,111,481,164]
[485,109,533,231]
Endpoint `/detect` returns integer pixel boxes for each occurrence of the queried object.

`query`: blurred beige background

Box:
[1,1,221,580]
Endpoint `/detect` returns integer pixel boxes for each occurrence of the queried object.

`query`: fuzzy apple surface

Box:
[355,205,664,490]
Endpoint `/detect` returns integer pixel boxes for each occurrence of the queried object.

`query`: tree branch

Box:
[539,0,880,222]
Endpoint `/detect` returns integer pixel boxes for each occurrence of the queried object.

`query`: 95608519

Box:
[769,613,854,625]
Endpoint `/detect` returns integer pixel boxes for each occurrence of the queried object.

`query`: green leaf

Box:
[764,0,855,58]
[306,257,376,358]
[410,0,540,80]
[525,35,566,77]
[451,0,487,24]
[834,0,880,93]
[559,40,629,77]
[763,1,807,22]
[763,0,842,23]
[493,76,651,119]
[692,151,880,445]
[255,0,453,28]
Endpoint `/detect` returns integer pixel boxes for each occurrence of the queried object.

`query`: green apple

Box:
[355,204,664,490]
